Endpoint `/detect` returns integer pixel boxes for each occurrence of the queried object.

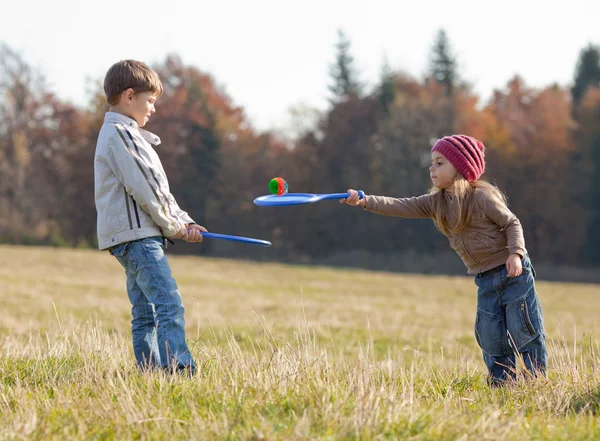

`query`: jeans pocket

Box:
[109,242,130,257]
[522,255,536,278]
[506,298,539,350]
[529,261,536,278]
[142,236,165,250]
[475,310,508,356]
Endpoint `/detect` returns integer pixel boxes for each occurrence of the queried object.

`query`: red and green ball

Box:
[269,177,288,196]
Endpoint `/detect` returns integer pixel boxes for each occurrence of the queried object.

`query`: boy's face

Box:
[122,90,157,127]
[429,151,458,189]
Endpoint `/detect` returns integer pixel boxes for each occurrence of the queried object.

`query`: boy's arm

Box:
[104,136,185,238]
[363,194,433,218]
[171,197,194,224]
[475,190,525,257]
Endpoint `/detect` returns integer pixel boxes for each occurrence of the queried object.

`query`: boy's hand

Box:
[171,223,188,240]
[506,254,523,277]
[340,189,366,207]
[184,223,208,243]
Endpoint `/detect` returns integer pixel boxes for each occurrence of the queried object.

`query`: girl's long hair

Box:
[430,174,507,236]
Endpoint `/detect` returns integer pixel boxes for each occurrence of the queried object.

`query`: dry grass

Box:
[1,244,600,440]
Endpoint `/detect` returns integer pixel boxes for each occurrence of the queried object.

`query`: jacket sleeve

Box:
[475,190,526,257]
[103,133,184,237]
[171,196,195,224]
[363,193,434,218]
[154,159,195,225]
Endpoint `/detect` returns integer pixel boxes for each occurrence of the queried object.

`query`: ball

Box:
[269,177,288,196]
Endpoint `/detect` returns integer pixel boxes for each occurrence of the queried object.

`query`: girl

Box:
[342,134,547,386]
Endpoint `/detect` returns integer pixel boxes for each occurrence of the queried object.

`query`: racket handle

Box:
[341,190,365,200]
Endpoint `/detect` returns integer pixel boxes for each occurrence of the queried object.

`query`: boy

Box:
[94,60,206,375]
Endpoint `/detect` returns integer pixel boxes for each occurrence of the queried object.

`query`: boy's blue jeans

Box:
[109,236,195,374]
[473,254,547,386]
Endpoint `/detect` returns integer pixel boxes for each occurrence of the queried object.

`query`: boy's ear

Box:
[122,88,135,105]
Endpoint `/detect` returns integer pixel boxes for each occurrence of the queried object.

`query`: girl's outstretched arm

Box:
[342,189,434,219]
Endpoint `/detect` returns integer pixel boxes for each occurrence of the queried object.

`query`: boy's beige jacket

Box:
[94,112,193,250]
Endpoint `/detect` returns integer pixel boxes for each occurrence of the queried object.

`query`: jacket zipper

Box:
[131,197,141,228]
[124,188,133,230]
[521,302,536,336]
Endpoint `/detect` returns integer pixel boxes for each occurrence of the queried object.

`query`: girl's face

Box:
[430,151,458,189]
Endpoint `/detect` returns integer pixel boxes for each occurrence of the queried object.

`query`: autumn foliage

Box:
[1,38,599,276]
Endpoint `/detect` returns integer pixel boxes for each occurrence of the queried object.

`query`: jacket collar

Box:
[104,112,161,146]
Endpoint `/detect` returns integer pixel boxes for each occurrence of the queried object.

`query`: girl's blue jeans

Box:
[474,254,547,386]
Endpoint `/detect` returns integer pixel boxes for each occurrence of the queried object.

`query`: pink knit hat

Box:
[431,135,485,182]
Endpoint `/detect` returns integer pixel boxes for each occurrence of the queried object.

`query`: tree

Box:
[486,77,584,263]
[281,103,323,143]
[1,44,71,242]
[149,56,230,253]
[370,75,455,255]
[285,95,378,260]
[150,55,289,258]
[378,56,395,112]
[426,29,459,135]
[571,45,600,263]
[574,88,600,263]
[428,29,458,97]
[571,44,600,115]
[0,43,101,246]
[0,44,36,238]
[588,130,600,264]
[328,29,362,104]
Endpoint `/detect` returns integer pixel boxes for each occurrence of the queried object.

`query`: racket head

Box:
[253,193,321,206]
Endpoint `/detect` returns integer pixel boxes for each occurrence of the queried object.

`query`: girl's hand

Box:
[340,189,366,207]
[506,254,523,277]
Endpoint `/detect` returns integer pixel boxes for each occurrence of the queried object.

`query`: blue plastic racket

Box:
[201,232,271,247]
[253,190,365,207]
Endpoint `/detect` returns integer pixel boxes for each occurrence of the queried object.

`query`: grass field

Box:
[1,244,600,440]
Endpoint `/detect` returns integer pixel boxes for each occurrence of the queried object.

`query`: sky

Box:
[2,0,599,133]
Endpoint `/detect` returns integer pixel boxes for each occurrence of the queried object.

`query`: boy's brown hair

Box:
[103,60,163,106]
